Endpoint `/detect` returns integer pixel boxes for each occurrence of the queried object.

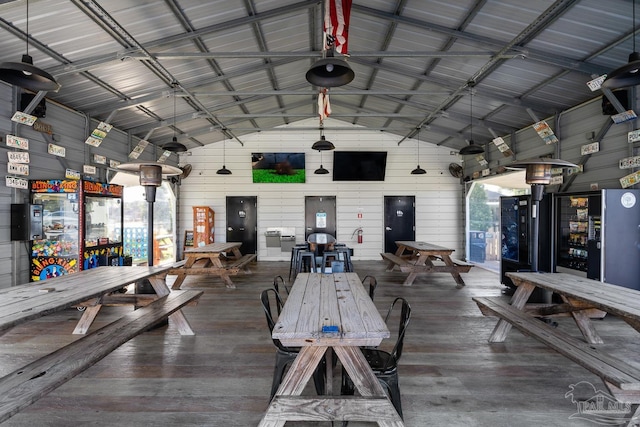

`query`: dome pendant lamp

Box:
[459,81,485,156]
[162,82,187,153]
[306,48,354,88]
[216,140,232,175]
[602,0,640,90]
[410,127,426,175]
[314,150,329,174]
[0,0,60,93]
[311,128,335,151]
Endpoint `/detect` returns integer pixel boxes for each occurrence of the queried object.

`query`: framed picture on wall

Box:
[251,152,305,183]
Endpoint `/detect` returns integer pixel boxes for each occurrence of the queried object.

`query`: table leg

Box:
[386,245,407,271]
[488,282,535,342]
[171,256,197,289]
[259,346,327,427]
[148,275,195,335]
[72,304,102,334]
[334,346,404,426]
[441,255,466,288]
[402,253,429,286]
[564,296,604,344]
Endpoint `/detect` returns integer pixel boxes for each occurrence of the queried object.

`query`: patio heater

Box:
[508,157,577,273]
[117,162,182,266]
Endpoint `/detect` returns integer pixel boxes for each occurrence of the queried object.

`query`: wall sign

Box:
[316,212,327,228]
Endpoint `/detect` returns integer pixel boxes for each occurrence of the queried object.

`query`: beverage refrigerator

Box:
[499,194,552,301]
[30,179,124,281]
[555,189,640,290]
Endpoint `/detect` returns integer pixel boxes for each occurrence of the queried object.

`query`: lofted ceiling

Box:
[0,0,635,152]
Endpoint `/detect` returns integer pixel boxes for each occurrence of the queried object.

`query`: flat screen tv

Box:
[333,151,387,181]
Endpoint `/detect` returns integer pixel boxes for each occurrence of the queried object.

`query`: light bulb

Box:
[326,63,334,73]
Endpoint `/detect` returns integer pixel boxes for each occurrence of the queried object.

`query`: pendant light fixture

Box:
[306,0,354,88]
[314,149,330,174]
[162,83,187,153]
[216,140,232,175]
[602,0,640,90]
[311,127,335,151]
[0,0,60,93]
[459,81,485,156]
[410,127,426,175]
[306,48,355,88]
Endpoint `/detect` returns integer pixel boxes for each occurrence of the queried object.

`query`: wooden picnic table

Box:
[0,265,196,335]
[474,272,640,425]
[259,272,404,426]
[0,265,202,423]
[381,241,472,287]
[170,242,256,289]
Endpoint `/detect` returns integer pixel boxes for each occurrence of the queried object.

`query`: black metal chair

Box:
[272,275,289,303]
[341,297,411,420]
[362,275,377,300]
[260,288,325,399]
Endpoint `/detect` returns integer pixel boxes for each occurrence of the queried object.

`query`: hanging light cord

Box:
[26,0,29,55]
[173,83,177,139]
[469,87,473,142]
[634,0,637,53]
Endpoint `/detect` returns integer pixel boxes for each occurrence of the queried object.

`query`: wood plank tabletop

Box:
[184,242,241,254]
[274,273,389,347]
[395,241,454,253]
[0,265,175,332]
[506,272,640,321]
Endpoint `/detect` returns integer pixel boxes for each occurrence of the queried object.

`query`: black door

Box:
[384,196,415,254]
[305,196,337,240]
[226,196,257,255]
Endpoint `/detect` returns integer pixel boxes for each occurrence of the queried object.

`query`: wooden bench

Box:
[170,252,256,290]
[474,296,640,420]
[0,289,203,423]
[380,252,412,269]
[226,253,257,270]
[450,258,473,271]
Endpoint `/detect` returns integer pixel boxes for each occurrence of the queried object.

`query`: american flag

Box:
[324,0,352,54]
[318,88,331,121]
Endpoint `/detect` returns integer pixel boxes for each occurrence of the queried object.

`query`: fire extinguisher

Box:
[352,227,363,244]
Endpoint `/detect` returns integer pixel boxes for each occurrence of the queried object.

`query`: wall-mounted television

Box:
[333,151,387,181]
[251,152,305,183]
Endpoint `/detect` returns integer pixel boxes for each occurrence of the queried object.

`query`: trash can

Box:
[469,231,486,263]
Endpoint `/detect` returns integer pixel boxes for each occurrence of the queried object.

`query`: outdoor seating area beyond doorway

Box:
[1,260,639,426]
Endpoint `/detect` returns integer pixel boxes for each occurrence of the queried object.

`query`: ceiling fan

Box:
[180,164,192,179]
[449,163,464,178]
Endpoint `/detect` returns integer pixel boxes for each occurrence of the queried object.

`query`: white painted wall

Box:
[178,118,465,261]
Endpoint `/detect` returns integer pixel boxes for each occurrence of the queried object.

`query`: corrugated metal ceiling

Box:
[0,0,635,151]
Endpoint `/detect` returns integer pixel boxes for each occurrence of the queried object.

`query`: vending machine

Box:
[554,189,640,290]
[499,194,552,300]
[30,179,124,281]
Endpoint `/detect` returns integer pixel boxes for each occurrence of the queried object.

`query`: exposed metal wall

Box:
[465,93,639,194]
[0,82,177,287]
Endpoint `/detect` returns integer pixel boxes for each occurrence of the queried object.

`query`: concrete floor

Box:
[0,260,637,426]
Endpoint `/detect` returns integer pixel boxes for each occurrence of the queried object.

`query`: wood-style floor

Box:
[1,260,638,426]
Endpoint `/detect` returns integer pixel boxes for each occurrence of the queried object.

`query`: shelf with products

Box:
[556,197,590,273]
